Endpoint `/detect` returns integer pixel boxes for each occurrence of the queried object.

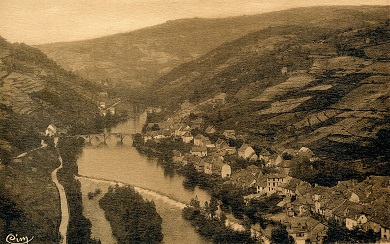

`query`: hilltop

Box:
[36,6,388,92]
[153,15,390,170]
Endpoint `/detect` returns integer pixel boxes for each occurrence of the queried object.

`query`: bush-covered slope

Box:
[154,19,390,164]
[36,6,388,90]
[0,36,100,162]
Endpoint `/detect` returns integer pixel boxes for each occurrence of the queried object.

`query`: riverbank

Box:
[78,177,118,244]
[76,175,187,208]
[56,137,100,244]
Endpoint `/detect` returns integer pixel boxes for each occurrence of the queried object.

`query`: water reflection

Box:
[77,113,210,243]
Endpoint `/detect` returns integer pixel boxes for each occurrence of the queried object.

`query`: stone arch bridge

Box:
[63,133,135,144]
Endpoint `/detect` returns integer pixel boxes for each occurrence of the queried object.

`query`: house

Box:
[193,158,206,172]
[204,139,215,151]
[185,155,206,172]
[11,152,27,163]
[279,178,305,197]
[281,66,288,75]
[215,139,229,150]
[255,176,268,195]
[249,153,259,162]
[381,224,390,242]
[190,146,208,157]
[230,169,257,190]
[205,125,216,134]
[310,186,333,216]
[172,124,190,137]
[308,220,328,243]
[99,107,107,116]
[45,124,57,137]
[205,155,226,176]
[190,117,204,130]
[107,106,116,115]
[182,132,193,143]
[368,197,390,241]
[291,197,313,217]
[211,161,226,177]
[246,165,261,175]
[273,155,284,166]
[99,101,106,108]
[172,150,184,165]
[259,148,272,164]
[41,139,48,148]
[332,201,368,228]
[284,217,328,244]
[221,164,231,178]
[222,130,236,139]
[277,159,293,175]
[194,134,207,146]
[345,210,368,230]
[204,161,213,175]
[298,147,314,158]
[238,144,256,159]
[295,181,312,197]
[225,147,237,155]
[362,221,381,233]
[212,93,227,104]
[286,220,310,244]
[266,174,291,195]
[322,197,346,220]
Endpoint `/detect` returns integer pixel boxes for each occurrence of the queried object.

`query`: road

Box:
[51,149,69,244]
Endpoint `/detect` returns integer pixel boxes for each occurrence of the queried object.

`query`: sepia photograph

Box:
[0,0,389,243]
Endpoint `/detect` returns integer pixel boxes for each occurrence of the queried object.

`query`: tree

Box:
[209,196,219,218]
[271,224,294,244]
[204,201,210,217]
[99,186,163,243]
[189,197,200,210]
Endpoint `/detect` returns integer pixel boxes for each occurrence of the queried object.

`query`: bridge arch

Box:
[90,135,102,145]
[114,133,133,144]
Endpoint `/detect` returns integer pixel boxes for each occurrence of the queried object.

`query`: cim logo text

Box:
[6,233,34,244]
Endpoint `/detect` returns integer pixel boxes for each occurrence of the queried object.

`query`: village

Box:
[140,106,390,244]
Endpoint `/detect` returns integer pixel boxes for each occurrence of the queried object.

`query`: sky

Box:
[0,0,389,45]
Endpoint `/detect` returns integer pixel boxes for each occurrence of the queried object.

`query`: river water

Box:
[77,112,211,244]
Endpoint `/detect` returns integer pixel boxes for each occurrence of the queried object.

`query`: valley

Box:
[0,5,389,244]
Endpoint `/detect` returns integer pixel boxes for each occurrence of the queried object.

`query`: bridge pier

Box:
[103,134,109,144]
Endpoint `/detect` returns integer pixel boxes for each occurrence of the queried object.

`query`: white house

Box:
[238,144,255,159]
[298,147,314,158]
[194,134,207,146]
[282,66,288,75]
[45,124,57,137]
[221,164,232,178]
[182,132,193,143]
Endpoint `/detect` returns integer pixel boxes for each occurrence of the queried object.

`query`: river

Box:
[77,112,211,244]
